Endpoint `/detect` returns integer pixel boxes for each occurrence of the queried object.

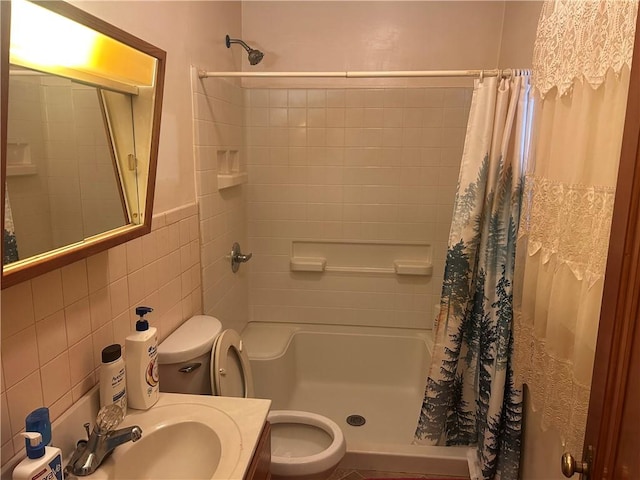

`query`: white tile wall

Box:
[245,86,471,329]
[0,204,201,463]
[191,70,250,334]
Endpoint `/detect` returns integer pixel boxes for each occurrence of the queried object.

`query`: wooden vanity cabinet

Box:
[244,421,271,480]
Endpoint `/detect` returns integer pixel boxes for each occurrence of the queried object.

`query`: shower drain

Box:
[346,414,366,427]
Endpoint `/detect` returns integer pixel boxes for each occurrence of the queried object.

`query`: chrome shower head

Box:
[225,35,264,65]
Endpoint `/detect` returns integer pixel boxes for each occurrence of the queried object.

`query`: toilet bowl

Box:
[269,410,346,480]
[157,315,346,479]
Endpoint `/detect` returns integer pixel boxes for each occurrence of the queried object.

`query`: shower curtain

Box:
[414,73,532,480]
[4,189,19,264]
[513,0,638,461]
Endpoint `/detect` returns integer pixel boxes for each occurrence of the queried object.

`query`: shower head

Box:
[225,35,264,65]
[247,49,264,66]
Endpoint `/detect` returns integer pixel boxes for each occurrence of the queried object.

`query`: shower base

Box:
[242,322,469,477]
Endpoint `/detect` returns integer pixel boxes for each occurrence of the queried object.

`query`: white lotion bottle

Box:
[125,306,159,409]
[12,432,64,480]
[99,344,127,412]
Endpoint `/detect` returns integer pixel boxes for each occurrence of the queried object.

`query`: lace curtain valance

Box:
[533,0,638,97]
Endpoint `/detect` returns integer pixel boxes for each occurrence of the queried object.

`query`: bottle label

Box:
[145,357,158,389]
[111,366,127,411]
[30,454,62,480]
[145,336,159,396]
[111,368,125,389]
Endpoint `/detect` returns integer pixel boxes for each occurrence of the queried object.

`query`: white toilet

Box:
[157,315,346,480]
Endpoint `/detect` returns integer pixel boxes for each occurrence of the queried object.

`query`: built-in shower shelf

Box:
[6,141,36,176]
[290,240,433,276]
[217,149,247,190]
[217,172,248,189]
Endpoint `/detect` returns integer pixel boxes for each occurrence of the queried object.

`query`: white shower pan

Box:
[242,322,469,477]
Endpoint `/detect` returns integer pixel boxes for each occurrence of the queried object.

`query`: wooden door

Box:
[582,10,640,480]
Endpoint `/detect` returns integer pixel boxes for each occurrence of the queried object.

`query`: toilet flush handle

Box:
[178,363,202,374]
[229,242,253,273]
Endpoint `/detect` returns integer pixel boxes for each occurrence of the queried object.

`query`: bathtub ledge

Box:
[340,444,469,477]
[242,322,434,359]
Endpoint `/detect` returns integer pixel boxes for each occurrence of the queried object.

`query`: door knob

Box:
[561,452,590,478]
[229,242,252,273]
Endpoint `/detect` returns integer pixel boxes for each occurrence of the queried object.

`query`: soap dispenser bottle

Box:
[125,306,159,409]
[12,432,63,480]
[25,407,51,447]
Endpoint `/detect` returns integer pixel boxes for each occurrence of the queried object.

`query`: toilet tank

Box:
[157,315,222,395]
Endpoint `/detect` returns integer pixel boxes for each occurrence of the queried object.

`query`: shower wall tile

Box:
[246,86,469,330]
[0,204,199,461]
[191,70,250,334]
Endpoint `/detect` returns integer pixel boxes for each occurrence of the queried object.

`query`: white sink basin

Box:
[86,393,270,480]
[109,404,240,479]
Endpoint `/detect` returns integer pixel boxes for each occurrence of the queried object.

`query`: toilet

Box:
[157,315,346,480]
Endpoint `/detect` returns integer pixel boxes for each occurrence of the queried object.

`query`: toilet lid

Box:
[211,329,255,398]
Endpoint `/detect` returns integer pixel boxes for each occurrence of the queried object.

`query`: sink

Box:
[116,421,223,478]
[108,404,241,479]
[80,393,271,480]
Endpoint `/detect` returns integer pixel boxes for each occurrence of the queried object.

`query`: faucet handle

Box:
[95,404,125,433]
[230,242,253,273]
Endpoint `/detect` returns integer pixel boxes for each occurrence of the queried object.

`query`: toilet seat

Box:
[211,329,255,398]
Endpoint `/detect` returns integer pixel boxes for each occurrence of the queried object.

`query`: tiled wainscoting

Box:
[0,204,201,463]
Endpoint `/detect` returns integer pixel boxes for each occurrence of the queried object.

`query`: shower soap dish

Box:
[393,261,433,276]
[290,257,327,272]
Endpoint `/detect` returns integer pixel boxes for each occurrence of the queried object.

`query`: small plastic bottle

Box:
[100,344,127,412]
[12,432,63,480]
[125,306,159,410]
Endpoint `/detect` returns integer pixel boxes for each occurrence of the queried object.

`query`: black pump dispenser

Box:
[135,306,153,332]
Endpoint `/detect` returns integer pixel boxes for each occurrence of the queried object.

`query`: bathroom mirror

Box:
[1,0,166,288]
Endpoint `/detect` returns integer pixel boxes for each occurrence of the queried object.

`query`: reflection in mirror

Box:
[5,68,130,265]
[1,0,166,288]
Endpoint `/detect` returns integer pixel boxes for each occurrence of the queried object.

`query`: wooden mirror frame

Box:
[1,0,166,288]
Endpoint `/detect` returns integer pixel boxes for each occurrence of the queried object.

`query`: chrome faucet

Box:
[65,405,142,477]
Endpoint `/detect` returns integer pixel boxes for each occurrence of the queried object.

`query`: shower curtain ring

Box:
[479,70,484,83]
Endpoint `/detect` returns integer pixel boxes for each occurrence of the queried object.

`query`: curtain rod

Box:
[198,68,530,79]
